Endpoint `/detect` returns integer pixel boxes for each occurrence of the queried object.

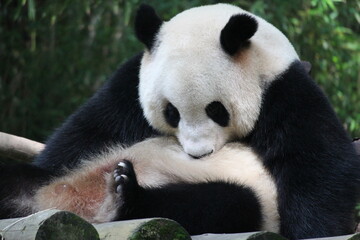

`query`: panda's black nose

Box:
[189,150,213,159]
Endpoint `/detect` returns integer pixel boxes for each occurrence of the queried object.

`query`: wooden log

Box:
[192,231,287,240]
[303,233,360,240]
[94,218,191,240]
[192,232,360,240]
[0,132,44,162]
[349,233,360,240]
[0,209,99,240]
[0,211,190,240]
[0,210,359,240]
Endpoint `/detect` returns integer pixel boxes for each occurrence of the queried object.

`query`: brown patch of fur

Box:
[35,160,117,222]
[233,46,251,64]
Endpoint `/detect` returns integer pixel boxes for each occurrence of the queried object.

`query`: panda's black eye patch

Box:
[205,101,229,127]
[164,102,180,128]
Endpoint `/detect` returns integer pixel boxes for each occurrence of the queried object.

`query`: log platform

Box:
[1,209,360,240]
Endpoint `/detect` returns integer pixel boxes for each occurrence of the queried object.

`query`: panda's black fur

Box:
[0,4,359,239]
[34,53,158,172]
[245,60,360,237]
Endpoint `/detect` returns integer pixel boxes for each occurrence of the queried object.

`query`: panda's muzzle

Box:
[188,150,213,159]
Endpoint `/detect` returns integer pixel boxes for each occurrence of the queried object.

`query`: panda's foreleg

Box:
[112,160,263,235]
[0,163,53,219]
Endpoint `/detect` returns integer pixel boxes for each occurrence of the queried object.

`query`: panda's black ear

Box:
[135,4,163,51]
[220,14,258,56]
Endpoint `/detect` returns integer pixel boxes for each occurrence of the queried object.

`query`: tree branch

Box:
[0,132,44,162]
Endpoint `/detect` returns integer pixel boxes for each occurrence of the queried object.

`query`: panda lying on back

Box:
[0,3,359,239]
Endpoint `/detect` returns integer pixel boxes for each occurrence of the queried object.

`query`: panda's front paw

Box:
[113,160,139,216]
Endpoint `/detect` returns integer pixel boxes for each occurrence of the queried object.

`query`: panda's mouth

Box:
[188,150,213,159]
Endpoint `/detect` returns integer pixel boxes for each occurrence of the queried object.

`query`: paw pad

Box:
[112,160,138,197]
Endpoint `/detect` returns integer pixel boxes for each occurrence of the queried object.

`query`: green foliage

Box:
[0,0,359,142]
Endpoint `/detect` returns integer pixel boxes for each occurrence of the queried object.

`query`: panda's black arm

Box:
[0,163,53,219]
[247,61,360,238]
[118,181,263,235]
[34,53,158,173]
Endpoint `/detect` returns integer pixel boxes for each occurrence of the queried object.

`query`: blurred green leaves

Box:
[0,0,359,142]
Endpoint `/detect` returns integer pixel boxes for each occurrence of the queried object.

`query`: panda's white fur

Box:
[139,4,299,157]
[33,137,279,232]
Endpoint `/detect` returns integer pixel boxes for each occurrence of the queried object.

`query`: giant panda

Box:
[0,3,359,239]
[133,4,360,238]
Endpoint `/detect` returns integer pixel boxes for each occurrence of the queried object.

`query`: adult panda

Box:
[0,3,358,239]
[131,3,360,238]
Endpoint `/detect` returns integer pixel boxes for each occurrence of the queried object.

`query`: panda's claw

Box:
[120,174,128,182]
[116,185,122,194]
[118,162,127,168]
[113,160,139,207]
[114,175,121,183]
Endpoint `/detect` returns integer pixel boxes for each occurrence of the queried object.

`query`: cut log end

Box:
[349,233,360,240]
[249,231,288,240]
[35,211,99,240]
[0,210,99,240]
[129,218,191,240]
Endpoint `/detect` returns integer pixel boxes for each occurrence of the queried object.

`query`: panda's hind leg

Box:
[108,160,141,219]
[112,160,264,235]
[114,160,139,200]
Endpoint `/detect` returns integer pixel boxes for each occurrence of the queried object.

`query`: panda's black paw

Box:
[113,160,139,211]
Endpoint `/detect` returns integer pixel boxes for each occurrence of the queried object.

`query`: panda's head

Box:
[135,4,298,158]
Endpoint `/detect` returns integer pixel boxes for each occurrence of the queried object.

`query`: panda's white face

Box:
[138,4,298,158]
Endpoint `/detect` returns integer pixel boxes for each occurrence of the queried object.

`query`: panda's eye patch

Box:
[205,101,229,127]
[164,102,180,128]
